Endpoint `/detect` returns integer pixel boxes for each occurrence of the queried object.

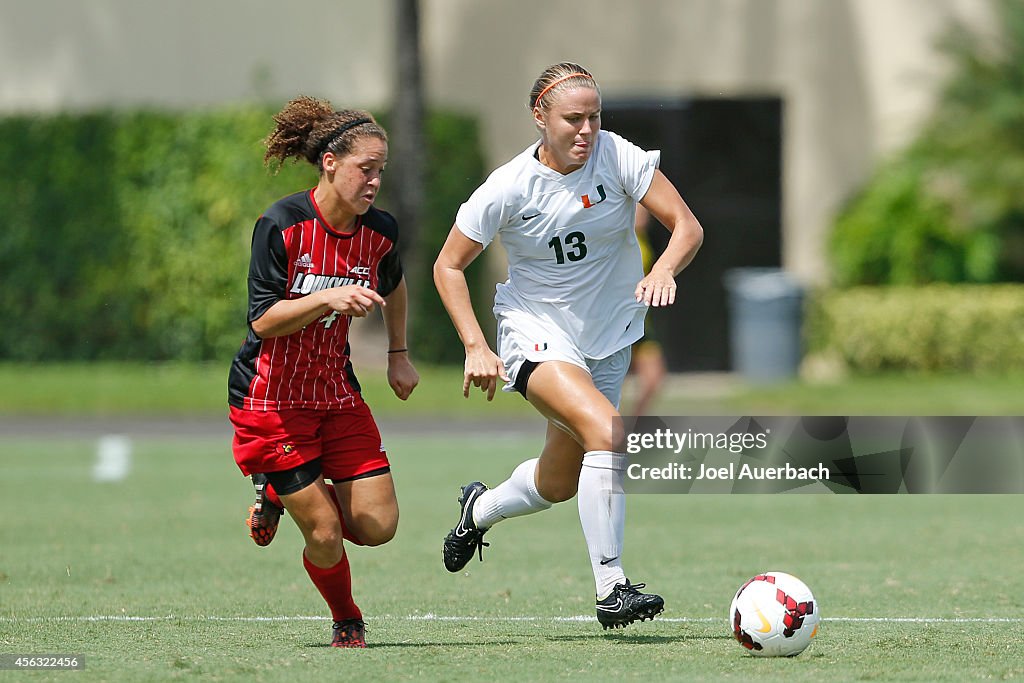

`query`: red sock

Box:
[264,483,284,509]
[267,482,365,545]
[303,552,362,622]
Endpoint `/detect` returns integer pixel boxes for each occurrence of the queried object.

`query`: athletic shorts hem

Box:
[334,465,392,483]
[230,402,390,481]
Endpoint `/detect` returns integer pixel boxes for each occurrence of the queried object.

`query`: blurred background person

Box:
[624,204,669,416]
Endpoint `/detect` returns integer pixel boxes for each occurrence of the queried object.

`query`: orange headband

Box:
[533,72,593,110]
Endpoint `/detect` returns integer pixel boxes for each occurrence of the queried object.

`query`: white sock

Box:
[578,450,628,599]
[472,458,553,529]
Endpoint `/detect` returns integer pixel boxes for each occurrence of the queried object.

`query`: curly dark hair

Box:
[263,96,387,173]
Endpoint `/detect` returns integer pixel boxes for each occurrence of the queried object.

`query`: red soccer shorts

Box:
[229,399,389,481]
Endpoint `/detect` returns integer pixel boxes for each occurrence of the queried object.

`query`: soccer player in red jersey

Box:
[228,96,419,648]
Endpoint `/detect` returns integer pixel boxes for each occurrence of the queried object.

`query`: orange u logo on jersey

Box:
[580,184,607,208]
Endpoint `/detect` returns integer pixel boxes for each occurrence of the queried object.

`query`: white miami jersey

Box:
[456,129,660,359]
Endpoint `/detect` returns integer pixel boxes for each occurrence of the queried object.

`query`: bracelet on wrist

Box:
[387,348,408,354]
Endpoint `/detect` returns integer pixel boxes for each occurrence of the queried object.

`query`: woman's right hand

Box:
[320,285,386,318]
[463,345,510,401]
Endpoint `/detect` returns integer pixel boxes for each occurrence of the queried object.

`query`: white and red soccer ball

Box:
[730,571,820,657]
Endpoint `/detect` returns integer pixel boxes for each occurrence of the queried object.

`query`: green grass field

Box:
[4,430,1024,681]
[2,362,1024,417]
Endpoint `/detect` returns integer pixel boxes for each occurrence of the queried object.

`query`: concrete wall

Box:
[0,0,993,282]
[0,0,394,110]
[423,0,991,282]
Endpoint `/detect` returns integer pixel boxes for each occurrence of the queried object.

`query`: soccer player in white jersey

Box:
[434,62,704,629]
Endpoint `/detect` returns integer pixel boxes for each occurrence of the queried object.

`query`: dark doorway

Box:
[604,97,783,371]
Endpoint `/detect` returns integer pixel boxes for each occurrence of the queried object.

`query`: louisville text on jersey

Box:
[289,272,372,295]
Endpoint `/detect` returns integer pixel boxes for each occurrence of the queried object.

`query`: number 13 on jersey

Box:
[548,232,588,264]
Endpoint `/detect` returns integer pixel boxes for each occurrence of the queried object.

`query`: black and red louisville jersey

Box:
[229,189,402,411]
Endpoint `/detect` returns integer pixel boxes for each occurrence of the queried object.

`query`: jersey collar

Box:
[308,189,364,238]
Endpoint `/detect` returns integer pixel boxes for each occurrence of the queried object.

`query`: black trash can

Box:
[724,268,804,382]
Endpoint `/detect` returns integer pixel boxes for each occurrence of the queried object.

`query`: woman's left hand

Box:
[387,354,420,400]
[635,267,678,307]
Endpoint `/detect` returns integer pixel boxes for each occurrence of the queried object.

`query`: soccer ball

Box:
[729,571,820,657]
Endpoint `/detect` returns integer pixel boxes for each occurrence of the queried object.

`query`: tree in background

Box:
[386,0,490,364]
[831,0,1024,286]
[0,107,485,363]
[392,0,425,275]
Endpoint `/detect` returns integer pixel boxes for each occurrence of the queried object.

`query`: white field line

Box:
[1,614,1022,624]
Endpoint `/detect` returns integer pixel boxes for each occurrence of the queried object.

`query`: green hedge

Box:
[829,0,1024,286]
[806,285,1024,372]
[376,112,489,365]
[0,107,485,362]
[829,159,995,286]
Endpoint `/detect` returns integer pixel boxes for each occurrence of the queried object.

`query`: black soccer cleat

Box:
[247,473,284,547]
[595,579,665,630]
[442,481,490,572]
[331,618,366,648]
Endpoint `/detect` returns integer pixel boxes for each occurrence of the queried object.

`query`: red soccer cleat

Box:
[246,474,284,547]
[331,619,366,648]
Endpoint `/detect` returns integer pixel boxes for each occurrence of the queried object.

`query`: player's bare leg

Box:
[525,361,664,629]
[331,472,399,547]
[281,479,366,647]
[443,421,581,572]
[627,341,667,417]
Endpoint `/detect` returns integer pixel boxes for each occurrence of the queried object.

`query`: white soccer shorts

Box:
[496,308,631,408]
